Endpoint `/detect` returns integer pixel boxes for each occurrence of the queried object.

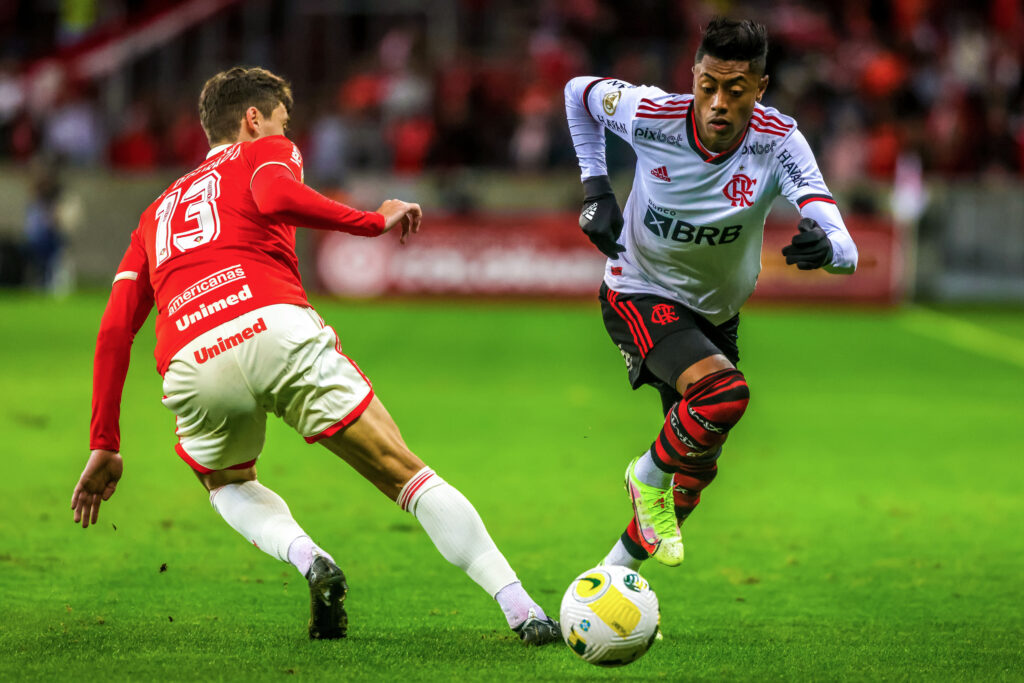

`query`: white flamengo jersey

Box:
[565,76,858,325]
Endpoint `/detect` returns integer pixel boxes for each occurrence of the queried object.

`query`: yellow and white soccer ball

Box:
[559,565,660,667]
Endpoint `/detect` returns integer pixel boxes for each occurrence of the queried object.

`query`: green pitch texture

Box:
[0,293,1021,681]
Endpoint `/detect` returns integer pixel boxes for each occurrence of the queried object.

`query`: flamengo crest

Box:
[723,173,757,207]
[651,304,678,325]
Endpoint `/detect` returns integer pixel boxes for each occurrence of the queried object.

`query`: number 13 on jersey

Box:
[155,170,223,267]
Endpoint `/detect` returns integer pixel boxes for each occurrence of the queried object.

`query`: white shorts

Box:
[161,304,373,473]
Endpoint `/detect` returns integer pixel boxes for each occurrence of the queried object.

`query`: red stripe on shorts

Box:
[304,389,375,444]
[326,323,373,388]
[608,289,651,355]
[174,443,256,474]
[625,301,654,349]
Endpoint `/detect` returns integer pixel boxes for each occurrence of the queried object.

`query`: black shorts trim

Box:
[599,283,739,392]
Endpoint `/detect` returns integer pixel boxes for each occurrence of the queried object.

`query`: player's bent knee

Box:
[653,369,749,467]
[685,368,750,435]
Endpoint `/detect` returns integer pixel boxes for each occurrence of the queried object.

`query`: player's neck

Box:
[208,131,262,154]
[696,128,744,154]
[207,143,233,159]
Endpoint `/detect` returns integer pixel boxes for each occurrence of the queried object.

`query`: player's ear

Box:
[244,106,261,133]
[756,74,769,102]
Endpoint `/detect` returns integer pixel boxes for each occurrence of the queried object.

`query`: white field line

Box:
[899,307,1024,371]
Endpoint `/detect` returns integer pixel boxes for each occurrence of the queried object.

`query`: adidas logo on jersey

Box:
[650,166,671,182]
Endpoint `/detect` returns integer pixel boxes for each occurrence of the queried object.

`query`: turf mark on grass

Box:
[900,307,1024,369]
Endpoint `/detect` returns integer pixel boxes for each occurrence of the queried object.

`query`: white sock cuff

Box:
[397,466,446,513]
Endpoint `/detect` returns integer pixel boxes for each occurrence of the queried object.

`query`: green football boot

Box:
[625,456,684,566]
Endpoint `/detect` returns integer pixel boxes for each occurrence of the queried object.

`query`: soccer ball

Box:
[559,565,660,667]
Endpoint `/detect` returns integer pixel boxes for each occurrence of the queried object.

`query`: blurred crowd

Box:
[0,0,1022,186]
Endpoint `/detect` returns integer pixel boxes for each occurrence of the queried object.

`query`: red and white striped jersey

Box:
[565,76,858,324]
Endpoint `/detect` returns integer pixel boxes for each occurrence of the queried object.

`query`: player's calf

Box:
[673,450,720,524]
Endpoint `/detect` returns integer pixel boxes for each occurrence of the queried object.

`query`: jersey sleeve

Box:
[775,129,858,273]
[564,76,669,180]
[248,134,304,187]
[250,163,385,236]
[90,228,155,452]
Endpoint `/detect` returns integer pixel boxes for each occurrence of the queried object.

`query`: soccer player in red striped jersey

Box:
[564,18,858,568]
[71,66,559,644]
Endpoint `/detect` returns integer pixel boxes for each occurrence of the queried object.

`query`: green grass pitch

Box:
[0,292,1021,681]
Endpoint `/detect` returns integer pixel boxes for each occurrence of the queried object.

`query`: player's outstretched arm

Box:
[375,199,422,244]
[251,164,409,238]
[71,449,123,529]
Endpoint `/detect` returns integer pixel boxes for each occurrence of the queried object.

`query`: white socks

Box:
[210,480,329,577]
[635,450,673,488]
[494,581,547,628]
[211,471,545,629]
[602,539,645,570]
[287,534,334,577]
[399,467,538,627]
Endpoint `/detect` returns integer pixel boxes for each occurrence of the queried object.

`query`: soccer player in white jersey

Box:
[71,66,559,644]
[564,17,858,568]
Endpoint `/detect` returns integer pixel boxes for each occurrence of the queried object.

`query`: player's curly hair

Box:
[198,66,294,145]
[695,17,769,75]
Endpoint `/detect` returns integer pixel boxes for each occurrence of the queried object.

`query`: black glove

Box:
[579,175,626,259]
[782,218,833,270]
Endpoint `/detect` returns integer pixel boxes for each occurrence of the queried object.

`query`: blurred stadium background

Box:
[0,0,1021,304]
[2,3,1023,678]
